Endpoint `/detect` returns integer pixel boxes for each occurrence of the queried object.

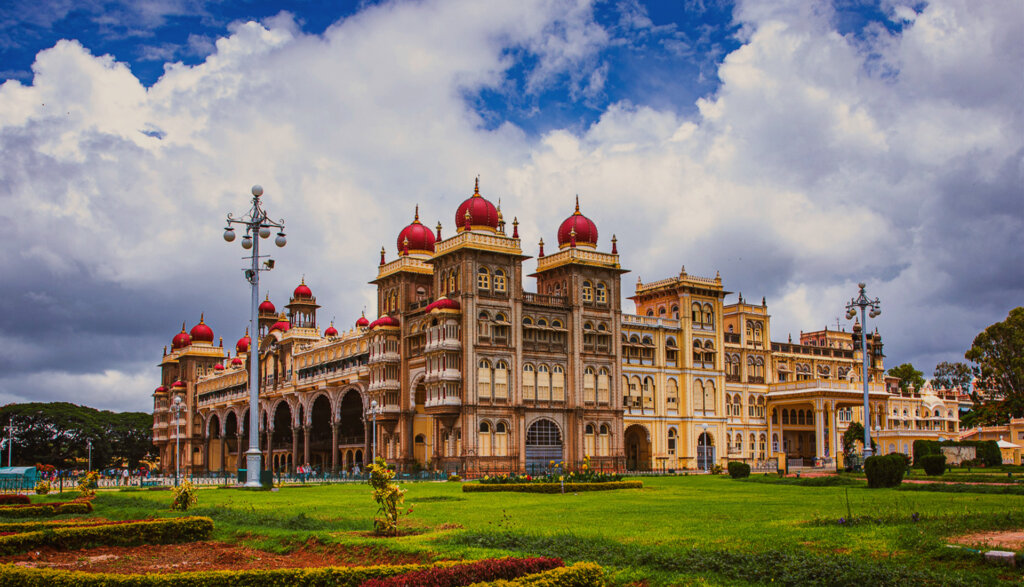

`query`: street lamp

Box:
[846,282,881,459]
[172,395,184,487]
[701,423,710,473]
[369,400,379,463]
[224,185,286,488]
[87,439,92,472]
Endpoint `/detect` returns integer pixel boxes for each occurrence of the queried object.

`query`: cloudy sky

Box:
[0,0,1021,412]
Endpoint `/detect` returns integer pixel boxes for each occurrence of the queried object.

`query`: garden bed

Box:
[951,530,1024,551]
[463,481,642,493]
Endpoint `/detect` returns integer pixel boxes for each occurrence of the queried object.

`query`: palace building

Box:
[152,181,960,475]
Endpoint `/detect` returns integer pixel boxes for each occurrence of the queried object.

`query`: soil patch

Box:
[952,530,1024,551]
[0,539,429,574]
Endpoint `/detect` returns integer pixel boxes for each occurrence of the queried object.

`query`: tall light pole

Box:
[87,439,92,471]
[846,282,881,459]
[4,419,13,467]
[369,400,379,463]
[224,185,287,487]
[172,396,183,487]
[701,423,710,473]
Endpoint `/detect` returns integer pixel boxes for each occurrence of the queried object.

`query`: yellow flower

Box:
[559,475,564,481]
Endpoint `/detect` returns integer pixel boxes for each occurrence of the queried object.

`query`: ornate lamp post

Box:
[846,283,881,458]
[369,400,379,463]
[223,185,286,487]
[172,395,183,486]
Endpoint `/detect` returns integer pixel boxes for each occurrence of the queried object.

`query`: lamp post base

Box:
[244,450,263,487]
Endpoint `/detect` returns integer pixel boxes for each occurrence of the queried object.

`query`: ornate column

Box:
[814,404,825,459]
[331,422,339,472]
[303,425,311,467]
[219,433,226,473]
[265,427,274,472]
[235,433,244,471]
[291,427,300,473]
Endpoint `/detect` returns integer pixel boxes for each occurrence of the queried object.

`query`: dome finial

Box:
[512,217,519,238]
[574,194,581,215]
[380,246,386,266]
[199,312,205,324]
[436,221,442,240]
[538,237,545,257]
[181,321,186,333]
[611,234,618,254]
[474,176,480,196]
[414,204,420,223]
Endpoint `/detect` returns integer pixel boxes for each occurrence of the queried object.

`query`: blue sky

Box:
[0,0,1020,411]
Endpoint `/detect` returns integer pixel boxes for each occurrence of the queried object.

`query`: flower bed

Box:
[464,481,642,493]
[0,495,30,505]
[360,556,562,586]
[0,516,213,556]
[0,558,604,586]
[0,501,92,518]
[480,457,623,485]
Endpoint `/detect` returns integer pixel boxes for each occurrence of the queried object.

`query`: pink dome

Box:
[235,329,251,353]
[557,197,597,249]
[397,207,436,254]
[231,357,244,366]
[259,295,276,314]
[293,278,313,299]
[425,297,461,312]
[171,323,191,350]
[189,314,214,343]
[454,178,499,232]
[324,323,338,337]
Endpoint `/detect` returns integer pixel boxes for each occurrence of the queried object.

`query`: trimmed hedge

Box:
[471,562,605,586]
[0,495,30,505]
[0,519,126,534]
[0,559,588,586]
[0,501,93,518]
[913,439,1001,467]
[920,454,947,476]
[361,557,562,587]
[864,454,905,488]
[727,462,751,479]
[463,481,642,493]
[0,516,213,555]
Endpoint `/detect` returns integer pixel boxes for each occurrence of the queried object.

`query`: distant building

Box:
[152,181,959,475]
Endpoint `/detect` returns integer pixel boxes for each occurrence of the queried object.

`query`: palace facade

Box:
[152,181,960,475]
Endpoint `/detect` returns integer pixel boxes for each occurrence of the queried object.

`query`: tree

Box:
[887,363,925,393]
[965,307,1024,421]
[932,361,972,392]
[842,422,876,454]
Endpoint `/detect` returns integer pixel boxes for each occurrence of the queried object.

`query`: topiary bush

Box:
[727,462,751,479]
[864,454,905,488]
[170,480,198,511]
[34,480,50,495]
[920,454,947,476]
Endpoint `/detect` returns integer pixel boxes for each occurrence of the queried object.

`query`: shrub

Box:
[0,495,30,505]
[0,501,93,518]
[34,480,51,495]
[463,481,642,493]
[448,474,461,482]
[920,454,947,476]
[171,480,198,511]
[864,454,905,488]
[361,557,562,587]
[369,457,406,536]
[478,562,605,586]
[888,453,911,470]
[0,516,213,556]
[77,471,98,497]
[727,462,750,479]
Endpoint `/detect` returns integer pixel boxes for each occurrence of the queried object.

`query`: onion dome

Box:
[171,380,186,389]
[189,314,215,343]
[258,294,276,315]
[356,312,370,329]
[557,196,598,249]
[271,318,291,332]
[369,315,400,329]
[171,322,191,350]
[455,178,499,232]
[396,206,436,255]
[425,297,461,313]
[154,386,167,394]
[324,322,338,337]
[293,278,313,300]
[235,328,251,354]
[231,356,244,366]
[214,363,225,371]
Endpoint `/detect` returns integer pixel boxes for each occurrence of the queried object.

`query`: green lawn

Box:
[59,476,1024,585]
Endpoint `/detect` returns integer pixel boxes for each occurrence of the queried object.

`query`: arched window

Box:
[668,428,677,455]
[582,280,593,303]
[493,269,507,293]
[479,420,492,457]
[642,376,655,409]
[584,423,596,456]
[583,366,596,403]
[522,316,533,325]
[494,360,509,399]
[477,267,490,290]
[702,303,714,328]
[666,378,679,411]
[597,367,610,404]
[552,365,565,401]
[537,364,551,401]
[596,282,608,304]
[598,423,611,457]
[494,421,508,456]
[522,364,536,400]
[477,359,492,399]
[672,305,679,318]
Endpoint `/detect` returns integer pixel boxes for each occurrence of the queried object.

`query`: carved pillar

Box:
[303,425,311,467]
[219,434,226,473]
[265,428,274,472]
[291,427,300,473]
[331,422,339,472]
[814,407,825,458]
[235,433,244,471]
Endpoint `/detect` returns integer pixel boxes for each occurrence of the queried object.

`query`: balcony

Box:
[523,292,569,308]
[425,396,462,416]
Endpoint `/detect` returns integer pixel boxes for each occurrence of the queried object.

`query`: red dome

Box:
[397,206,436,254]
[154,386,167,393]
[235,329,251,354]
[189,314,214,343]
[455,178,499,232]
[231,357,244,366]
[171,323,191,350]
[324,323,338,337]
[293,278,313,299]
[258,295,276,314]
[214,363,225,371]
[171,380,186,388]
[356,314,370,328]
[425,297,461,312]
[557,197,598,249]
[369,315,400,329]
[271,320,291,332]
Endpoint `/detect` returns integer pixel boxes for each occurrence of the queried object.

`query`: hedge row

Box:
[913,439,1001,467]
[463,481,642,493]
[0,495,30,505]
[0,559,598,586]
[0,501,92,518]
[471,562,605,586]
[0,516,213,556]
[361,557,562,587]
[864,454,905,488]
[0,518,149,534]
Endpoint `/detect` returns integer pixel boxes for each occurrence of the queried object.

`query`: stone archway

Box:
[337,389,366,466]
[624,424,652,471]
[525,418,562,473]
[308,394,332,470]
[206,413,222,473]
[271,402,293,474]
[697,431,715,471]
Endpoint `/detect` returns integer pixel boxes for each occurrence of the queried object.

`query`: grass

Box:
[39,476,1024,585]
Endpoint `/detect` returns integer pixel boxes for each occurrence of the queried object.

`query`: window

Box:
[642,376,655,409]
[584,423,596,456]
[598,424,611,456]
[583,367,596,403]
[523,364,535,400]
[668,428,677,455]
[596,282,608,304]
[493,269,507,293]
[597,368,610,403]
[582,280,593,303]
[494,421,508,456]
[666,379,678,411]
[477,267,490,290]
[552,365,565,402]
[537,365,551,401]
[494,360,509,399]
[477,359,492,399]
[479,421,492,457]
[671,305,679,318]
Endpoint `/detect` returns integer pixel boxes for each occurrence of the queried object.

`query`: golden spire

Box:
[574,194,581,215]
[199,312,205,324]
[180,321,187,333]
[414,204,420,223]
[474,176,480,196]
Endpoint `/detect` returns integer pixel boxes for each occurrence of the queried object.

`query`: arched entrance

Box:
[207,414,222,472]
[414,434,427,465]
[309,395,332,469]
[697,431,715,471]
[224,411,240,472]
[624,425,651,471]
[525,418,562,473]
[271,402,293,473]
[337,390,366,467]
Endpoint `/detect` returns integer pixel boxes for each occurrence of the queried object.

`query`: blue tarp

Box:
[0,466,37,489]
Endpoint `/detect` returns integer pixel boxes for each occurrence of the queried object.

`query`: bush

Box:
[889,453,911,470]
[0,495,30,505]
[77,471,98,497]
[727,462,751,479]
[463,481,642,493]
[369,457,406,536]
[864,454,905,488]
[34,481,51,495]
[920,454,947,476]
[448,474,461,482]
[914,439,1002,467]
[361,557,562,587]
[171,480,198,511]
[479,562,605,586]
[0,501,93,518]
[0,516,214,556]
